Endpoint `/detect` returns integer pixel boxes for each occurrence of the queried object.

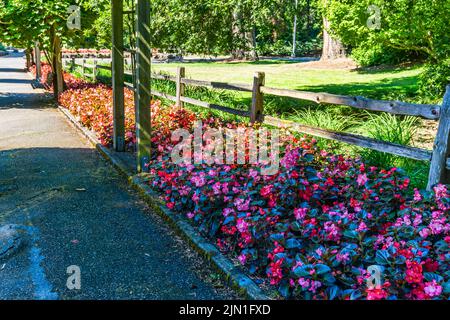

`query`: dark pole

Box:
[111,0,125,152]
[135,0,152,172]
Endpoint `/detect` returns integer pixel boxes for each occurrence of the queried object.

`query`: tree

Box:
[0,0,97,98]
[324,0,450,65]
[321,17,346,60]
[320,0,346,60]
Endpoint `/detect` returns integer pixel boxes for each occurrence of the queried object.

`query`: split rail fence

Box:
[63,58,450,191]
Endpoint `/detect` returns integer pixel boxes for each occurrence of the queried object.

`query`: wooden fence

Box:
[63,58,450,191]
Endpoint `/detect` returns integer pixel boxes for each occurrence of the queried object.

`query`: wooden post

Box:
[427,85,450,190]
[135,0,152,172]
[35,42,41,80]
[71,57,75,71]
[52,33,64,98]
[81,59,86,78]
[111,0,125,152]
[250,72,265,123]
[25,48,31,70]
[93,59,97,82]
[176,66,185,108]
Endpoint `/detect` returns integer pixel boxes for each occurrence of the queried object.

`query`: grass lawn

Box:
[151,59,423,101]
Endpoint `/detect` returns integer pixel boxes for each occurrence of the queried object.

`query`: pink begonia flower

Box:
[429,220,444,235]
[357,173,368,186]
[414,188,422,201]
[294,208,308,220]
[298,278,310,289]
[192,193,200,203]
[187,212,195,219]
[212,182,222,195]
[309,281,322,293]
[190,173,206,187]
[238,254,247,265]
[357,222,368,232]
[222,208,234,217]
[424,280,442,298]
[434,184,447,200]
[236,218,249,233]
[419,228,431,238]
[208,169,217,177]
[234,198,250,211]
[249,169,259,179]
[260,185,273,198]
[336,252,350,263]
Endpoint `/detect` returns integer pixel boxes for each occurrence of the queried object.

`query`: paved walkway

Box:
[0,53,234,300]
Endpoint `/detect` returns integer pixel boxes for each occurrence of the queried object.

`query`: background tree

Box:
[0,0,98,97]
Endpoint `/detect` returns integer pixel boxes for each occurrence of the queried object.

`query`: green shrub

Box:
[418,60,450,99]
[257,39,322,57]
[351,44,406,67]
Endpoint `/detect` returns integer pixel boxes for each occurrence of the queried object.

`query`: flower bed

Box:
[58,75,449,300]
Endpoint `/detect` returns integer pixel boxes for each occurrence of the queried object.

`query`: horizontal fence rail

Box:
[261,87,441,120]
[62,59,450,190]
[263,116,433,162]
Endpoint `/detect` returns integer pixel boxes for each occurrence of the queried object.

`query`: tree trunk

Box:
[30,48,35,65]
[321,17,346,60]
[292,0,298,58]
[35,42,41,80]
[25,49,31,70]
[50,25,64,99]
[231,7,257,60]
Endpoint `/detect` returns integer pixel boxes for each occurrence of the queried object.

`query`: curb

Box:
[57,105,270,300]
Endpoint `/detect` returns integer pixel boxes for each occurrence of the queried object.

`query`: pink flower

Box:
[424,280,442,298]
[212,182,222,195]
[298,278,310,289]
[222,208,234,217]
[187,212,195,219]
[419,228,431,238]
[405,260,423,284]
[336,252,350,264]
[190,172,206,187]
[429,220,444,235]
[434,184,448,200]
[236,218,249,233]
[357,173,368,186]
[248,169,259,179]
[309,280,322,293]
[367,288,388,300]
[234,198,250,211]
[294,208,308,220]
[238,254,247,265]
[260,185,273,198]
[414,188,422,201]
[357,222,368,232]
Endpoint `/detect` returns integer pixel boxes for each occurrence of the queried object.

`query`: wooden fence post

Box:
[71,57,75,71]
[111,0,125,152]
[35,42,41,80]
[135,0,152,172]
[81,59,86,78]
[250,72,265,123]
[427,85,450,190]
[176,66,185,108]
[93,59,97,82]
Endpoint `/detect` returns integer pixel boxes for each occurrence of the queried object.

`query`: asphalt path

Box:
[0,52,235,300]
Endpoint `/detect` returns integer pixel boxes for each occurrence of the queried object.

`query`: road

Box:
[0,52,235,300]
